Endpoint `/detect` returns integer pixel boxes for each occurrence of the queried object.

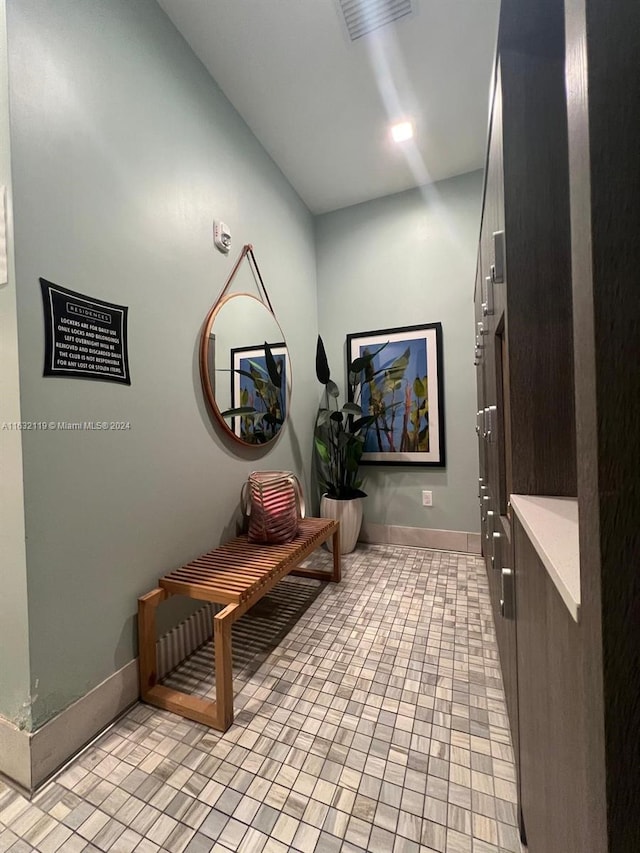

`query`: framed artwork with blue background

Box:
[347,323,445,466]
[230,343,288,443]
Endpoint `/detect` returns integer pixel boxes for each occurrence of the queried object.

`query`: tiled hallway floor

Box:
[0,545,524,853]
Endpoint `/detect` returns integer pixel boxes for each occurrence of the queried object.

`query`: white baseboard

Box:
[0,715,31,791]
[360,522,482,555]
[30,660,139,789]
[0,660,139,793]
[0,603,215,793]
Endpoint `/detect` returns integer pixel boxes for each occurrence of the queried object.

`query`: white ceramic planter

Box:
[320,495,363,554]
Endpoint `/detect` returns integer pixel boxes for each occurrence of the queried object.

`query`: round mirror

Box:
[200,293,291,446]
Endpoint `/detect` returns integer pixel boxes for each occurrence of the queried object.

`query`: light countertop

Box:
[510,495,580,622]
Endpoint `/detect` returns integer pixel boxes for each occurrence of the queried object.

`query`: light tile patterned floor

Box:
[0,545,524,853]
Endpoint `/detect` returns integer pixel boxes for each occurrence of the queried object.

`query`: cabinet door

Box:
[514,519,594,851]
[474,259,488,555]
[492,516,519,786]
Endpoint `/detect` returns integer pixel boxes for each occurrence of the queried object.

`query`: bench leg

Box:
[290,523,342,583]
[138,588,166,698]
[139,588,219,728]
[215,610,234,731]
[332,527,341,582]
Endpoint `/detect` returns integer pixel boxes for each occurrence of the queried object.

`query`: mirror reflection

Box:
[202,293,291,446]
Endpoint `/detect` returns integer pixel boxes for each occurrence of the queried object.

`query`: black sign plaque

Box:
[40,278,131,385]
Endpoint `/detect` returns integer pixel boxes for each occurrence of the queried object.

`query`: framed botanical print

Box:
[347,323,445,466]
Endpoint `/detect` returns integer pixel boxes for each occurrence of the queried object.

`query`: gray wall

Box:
[315,173,482,533]
[0,0,31,726]
[7,0,318,729]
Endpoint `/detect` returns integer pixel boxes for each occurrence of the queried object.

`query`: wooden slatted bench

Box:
[138,517,340,731]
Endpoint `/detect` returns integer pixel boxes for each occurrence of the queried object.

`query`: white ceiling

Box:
[158,0,500,215]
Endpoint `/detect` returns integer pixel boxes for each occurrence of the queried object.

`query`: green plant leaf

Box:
[347,487,368,498]
[350,342,388,374]
[350,355,370,374]
[326,379,340,398]
[247,359,268,377]
[316,335,330,384]
[330,411,344,423]
[375,400,403,415]
[338,432,352,448]
[217,368,255,381]
[263,341,282,389]
[394,348,411,366]
[351,415,375,432]
[314,436,330,463]
[221,406,258,418]
[345,443,364,474]
[384,347,411,383]
[342,402,362,416]
[317,476,331,494]
[316,408,331,427]
[413,376,426,398]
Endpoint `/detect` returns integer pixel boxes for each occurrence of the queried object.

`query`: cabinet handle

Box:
[487,405,497,443]
[491,531,501,572]
[492,231,505,283]
[484,275,494,315]
[481,495,490,522]
[483,407,490,439]
[500,567,514,619]
[492,531,501,561]
[482,275,493,317]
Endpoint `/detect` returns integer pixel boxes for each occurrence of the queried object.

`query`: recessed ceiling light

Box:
[391,121,414,143]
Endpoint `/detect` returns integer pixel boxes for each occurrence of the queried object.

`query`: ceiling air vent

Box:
[338,0,413,42]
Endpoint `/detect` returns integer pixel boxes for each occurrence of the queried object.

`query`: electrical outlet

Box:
[422,490,433,507]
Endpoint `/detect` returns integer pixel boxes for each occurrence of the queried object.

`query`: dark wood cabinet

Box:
[473,0,640,850]
[513,515,594,852]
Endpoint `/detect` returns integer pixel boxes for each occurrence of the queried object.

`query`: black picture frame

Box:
[229,342,288,441]
[346,322,445,466]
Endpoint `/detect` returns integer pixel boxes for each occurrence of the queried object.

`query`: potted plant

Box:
[314,335,383,553]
